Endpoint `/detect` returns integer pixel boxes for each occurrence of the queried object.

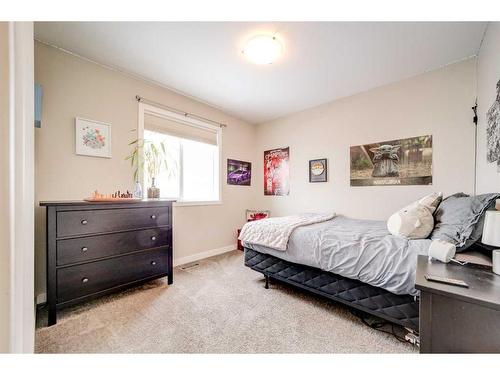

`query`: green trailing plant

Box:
[126,132,176,185]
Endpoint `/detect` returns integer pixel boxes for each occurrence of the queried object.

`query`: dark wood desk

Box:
[415,255,500,353]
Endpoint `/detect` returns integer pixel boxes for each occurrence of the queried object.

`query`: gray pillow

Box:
[430,193,500,252]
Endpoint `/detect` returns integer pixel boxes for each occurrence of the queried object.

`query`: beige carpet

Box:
[35,250,417,353]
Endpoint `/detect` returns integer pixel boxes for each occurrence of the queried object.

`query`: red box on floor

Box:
[237,229,243,251]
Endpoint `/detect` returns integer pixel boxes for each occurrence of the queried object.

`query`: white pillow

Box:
[387,192,443,239]
[418,192,443,213]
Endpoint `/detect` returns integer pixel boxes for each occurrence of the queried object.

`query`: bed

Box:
[244,247,420,331]
[243,216,426,331]
[242,193,499,333]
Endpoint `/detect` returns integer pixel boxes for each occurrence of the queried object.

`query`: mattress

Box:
[243,216,431,296]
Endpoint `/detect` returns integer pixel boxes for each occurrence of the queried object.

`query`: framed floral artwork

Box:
[75,117,112,158]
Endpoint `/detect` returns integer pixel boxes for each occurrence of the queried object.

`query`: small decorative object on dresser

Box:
[309,158,327,183]
[133,181,143,198]
[40,199,174,326]
[84,189,140,202]
[148,178,160,199]
[126,137,174,199]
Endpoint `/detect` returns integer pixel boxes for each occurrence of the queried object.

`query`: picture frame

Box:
[264,147,290,195]
[350,135,432,186]
[227,159,252,186]
[309,158,328,182]
[246,209,270,222]
[75,117,112,158]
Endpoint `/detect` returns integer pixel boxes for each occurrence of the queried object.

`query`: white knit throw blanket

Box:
[238,213,335,251]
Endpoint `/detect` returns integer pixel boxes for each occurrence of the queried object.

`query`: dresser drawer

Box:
[57,248,168,303]
[56,228,171,266]
[56,207,170,237]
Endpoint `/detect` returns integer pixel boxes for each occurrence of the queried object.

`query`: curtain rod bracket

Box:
[135,95,227,128]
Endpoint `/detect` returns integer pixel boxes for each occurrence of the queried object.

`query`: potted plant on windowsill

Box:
[126,136,174,199]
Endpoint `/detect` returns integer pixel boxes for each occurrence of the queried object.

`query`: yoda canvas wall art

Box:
[350,135,432,186]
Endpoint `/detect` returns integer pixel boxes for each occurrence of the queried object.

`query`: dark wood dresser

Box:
[40,200,174,326]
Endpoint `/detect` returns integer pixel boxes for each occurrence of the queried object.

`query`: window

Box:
[141,106,221,203]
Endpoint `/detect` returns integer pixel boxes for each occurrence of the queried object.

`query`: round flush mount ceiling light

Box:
[242,35,283,65]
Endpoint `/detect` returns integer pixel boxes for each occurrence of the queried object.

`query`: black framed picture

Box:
[309,158,328,182]
[227,159,251,186]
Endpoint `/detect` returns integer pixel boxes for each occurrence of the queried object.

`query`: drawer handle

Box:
[81,247,88,253]
[151,214,157,219]
[81,219,88,225]
[151,261,156,266]
[82,277,89,284]
[151,236,157,241]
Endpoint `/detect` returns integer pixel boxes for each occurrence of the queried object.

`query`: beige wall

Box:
[35,41,257,299]
[0,22,11,353]
[253,59,477,220]
[34,40,482,300]
[477,23,500,194]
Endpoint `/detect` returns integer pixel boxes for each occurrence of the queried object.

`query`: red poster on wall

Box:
[264,147,290,196]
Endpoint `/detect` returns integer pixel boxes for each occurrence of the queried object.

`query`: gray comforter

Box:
[243,216,431,296]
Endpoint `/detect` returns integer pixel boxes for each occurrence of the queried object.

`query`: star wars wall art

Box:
[487,79,500,170]
[264,147,290,195]
[350,135,432,186]
[309,158,328,183]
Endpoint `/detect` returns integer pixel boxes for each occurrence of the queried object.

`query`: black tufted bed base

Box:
[244,248,419,332]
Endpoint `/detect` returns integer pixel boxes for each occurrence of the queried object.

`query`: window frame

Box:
[138,102,222,206]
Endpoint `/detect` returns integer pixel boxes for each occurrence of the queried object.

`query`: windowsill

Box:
[173,200,222,207]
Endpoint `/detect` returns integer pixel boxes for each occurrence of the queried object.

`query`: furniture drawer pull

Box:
[151,261,156,266]
[151,214,157,219]
[151,236,157,241]
[81,219,88,225]
[82,277,89,283]
[81,247,88,253]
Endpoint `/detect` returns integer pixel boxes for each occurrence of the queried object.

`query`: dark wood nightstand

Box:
[415,255,500,353]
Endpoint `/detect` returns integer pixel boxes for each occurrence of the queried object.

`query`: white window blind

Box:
[145,113,218,145]
[143,111,220,203]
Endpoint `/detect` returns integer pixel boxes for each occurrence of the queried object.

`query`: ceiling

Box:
[34,22,487,124]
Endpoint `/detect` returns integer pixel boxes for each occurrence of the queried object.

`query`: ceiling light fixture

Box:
[242,35,283,65]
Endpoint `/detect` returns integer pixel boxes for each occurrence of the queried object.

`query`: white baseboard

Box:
[35,244,237,304]
[174,244,236,267]
[36,292,46,305]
